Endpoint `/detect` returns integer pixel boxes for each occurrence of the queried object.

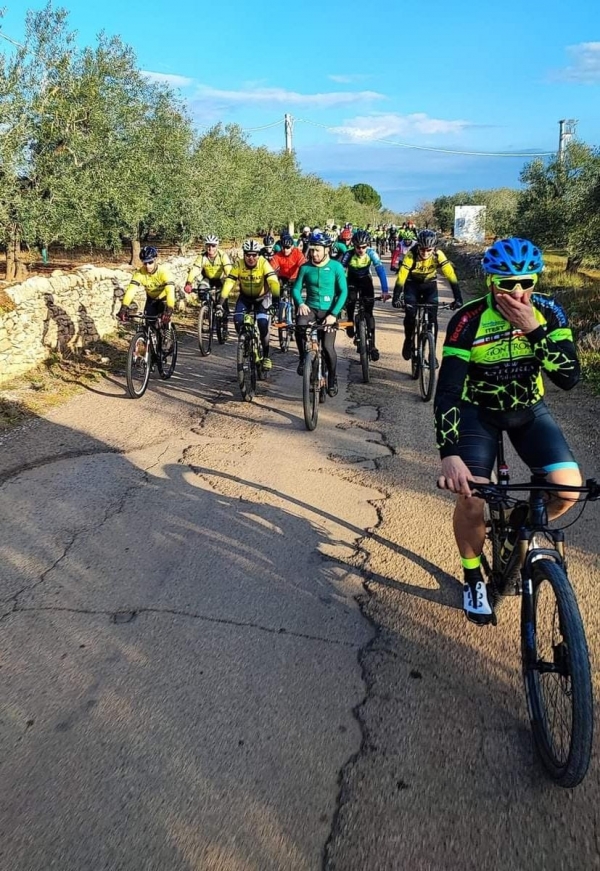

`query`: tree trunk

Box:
[566,255,583,274]
[130,239,141,266]
[5,225,27,281]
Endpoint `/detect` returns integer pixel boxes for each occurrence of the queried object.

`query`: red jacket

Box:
[271,248,306,281]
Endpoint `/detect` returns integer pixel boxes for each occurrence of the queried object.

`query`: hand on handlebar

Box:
[117,306,129,323]
[184,282,193,294]
[381,292,391,303]
[298,303,311,317]
[437,456,476,497]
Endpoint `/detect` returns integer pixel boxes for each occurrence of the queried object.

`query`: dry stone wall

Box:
[0,256,194,385]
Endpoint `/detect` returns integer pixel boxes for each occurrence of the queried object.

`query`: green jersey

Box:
[292,258,348,316]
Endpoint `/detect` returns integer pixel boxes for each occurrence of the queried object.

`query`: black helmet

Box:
[263,234,275,246]
[352,230,371,247]
[140,245,158,263]
[417,229,437,249]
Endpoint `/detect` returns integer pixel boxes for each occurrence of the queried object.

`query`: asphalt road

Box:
[1,264,599,870]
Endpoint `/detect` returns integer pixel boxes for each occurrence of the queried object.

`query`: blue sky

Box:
[5,0,600,211]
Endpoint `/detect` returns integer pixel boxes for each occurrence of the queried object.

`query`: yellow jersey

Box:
[396,249,458,289]
[123,264,176,309]
[221,256,280,301]
[186,250,232,285]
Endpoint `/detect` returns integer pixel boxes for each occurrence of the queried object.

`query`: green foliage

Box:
[350,183,382,210]
[433,188,520,236]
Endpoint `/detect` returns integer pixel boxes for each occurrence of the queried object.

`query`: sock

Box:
[461,555,482,583]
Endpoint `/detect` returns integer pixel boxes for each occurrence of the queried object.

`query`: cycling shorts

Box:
[454,400,578,479]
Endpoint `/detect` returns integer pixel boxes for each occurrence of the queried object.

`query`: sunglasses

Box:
[283,243,293,248]
[206,243,217,248]
[245,252,259,258]
[142,259,156,265]
[354,245,368,251]
[491,274,538,292]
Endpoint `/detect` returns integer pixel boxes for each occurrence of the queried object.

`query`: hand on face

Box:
[493,289,539,333]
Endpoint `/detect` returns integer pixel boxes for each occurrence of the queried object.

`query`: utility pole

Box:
[284,113,293,153]
[558,119,577,162]
[285,114,294,236]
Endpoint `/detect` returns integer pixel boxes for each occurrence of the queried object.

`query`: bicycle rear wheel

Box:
[278,301,291,352]
[522,560,593,787]
[303,349,319,430]
[419,330,436,402]
[215,311,226,345]
[237,332,256,402]
[126,330,151,398]
[358,316,370,383]
[157,324,178,379]
[198,304,213,356]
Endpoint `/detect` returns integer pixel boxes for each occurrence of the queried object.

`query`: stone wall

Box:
[0,256,194,385]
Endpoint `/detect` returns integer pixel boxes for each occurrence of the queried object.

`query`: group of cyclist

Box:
[117,229,581,628]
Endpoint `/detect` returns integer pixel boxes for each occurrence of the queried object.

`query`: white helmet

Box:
[242,239,261,253]
[204,234,219,245]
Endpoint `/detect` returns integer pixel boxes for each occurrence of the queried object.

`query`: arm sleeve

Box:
[526,297,580,390]
[265,267,280,298]
[122,278,141,308]
[437,252,460,291]
[186,255,203,285]
[340,251,351,269]
[331,264,348,317]
[220,267,238,301]
[291,265,306,307]
[368,249,388,292]
[222,253,232,277]
[395,254,413,290]
[433,311,474,456]
[159,267,176,309]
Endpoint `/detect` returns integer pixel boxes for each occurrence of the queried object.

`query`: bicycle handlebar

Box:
[469,479,600,501]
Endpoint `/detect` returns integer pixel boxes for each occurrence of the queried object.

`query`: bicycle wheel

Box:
[237,332,256,402]
[419,330,436,402]
[303,349,319,430]
[198,303,213,356]
[278,302,291,352]
[157,324,178,380]
[126,330,151,398]
[319,355,328,404]
[410,330,420,380]
[215,311,226,345]
[522,560,593,787]
[358,316,370,384]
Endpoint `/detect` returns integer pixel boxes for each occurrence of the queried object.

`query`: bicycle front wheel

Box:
[410,331,420,380]
[157,324,178,380]
[237,332,256,402]
[419,330,436,402]
[303,349,319,430]
[126,330,151,398]
[198,304,213,356]
[522,560,593,787]
[215,311,226,345]
[357,316,370,384]
[278,302,291,352]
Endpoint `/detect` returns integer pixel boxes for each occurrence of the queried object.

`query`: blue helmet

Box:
[140,245,158,263]
[280,234,294,246]
[482,237,543,275]
[309,231,329,246]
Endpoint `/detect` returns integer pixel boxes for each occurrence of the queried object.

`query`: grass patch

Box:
[0,332,129,432]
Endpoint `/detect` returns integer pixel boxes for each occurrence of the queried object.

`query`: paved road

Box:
[1,265,600,870]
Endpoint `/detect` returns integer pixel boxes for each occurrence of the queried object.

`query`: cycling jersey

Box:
[220,255,280,301]
[186,250,232,285]
[396,249,459,291]
[123,265,176,309]
[434,292,580,456]
[292,258,348,316]
[341,248,388,293]
[270,248,306,282]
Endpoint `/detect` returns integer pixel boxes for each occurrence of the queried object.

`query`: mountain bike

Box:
[301,320,349,431]
[125,313,178,398]
[408,301,453,402]
[472,432,600,787]
[351,292,383,385]
[197,282,226,356]
[276,279,295,353]
[236,310,266,402]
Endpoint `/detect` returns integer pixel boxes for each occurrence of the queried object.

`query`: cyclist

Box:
[393,229,462,360]
[298,226,312,255]
[184,234,232,333]
[341,230,390,362]
[219,239,280,372]
[390,230,417,273]
[292,232,348,397]
[270,234,306,282]
[329,235,348,261]
[435,237,582,625]
[260,234,276,261]
[117,245,175,345]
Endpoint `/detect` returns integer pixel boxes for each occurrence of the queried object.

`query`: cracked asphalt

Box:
[1,266,600,870]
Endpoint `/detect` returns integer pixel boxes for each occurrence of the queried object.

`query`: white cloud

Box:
[142,71,194,88]
[190,85,385,109]
[553,42,600,83]
[328,74,370,84]
[329,112,473,142]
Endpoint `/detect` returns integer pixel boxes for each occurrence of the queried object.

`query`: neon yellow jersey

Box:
[221,256,280,300]
[396,249,458,288]
[122,264,176,309]
[186,250,232,285]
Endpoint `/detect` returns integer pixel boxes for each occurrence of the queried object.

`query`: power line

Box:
[0,29,24,48]
[291,117,557,158]
[240,118,284,133]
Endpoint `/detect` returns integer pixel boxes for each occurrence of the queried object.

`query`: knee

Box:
[455,494,485,522]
